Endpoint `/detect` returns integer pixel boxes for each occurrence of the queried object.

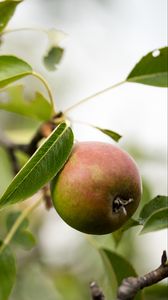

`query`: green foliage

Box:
[139,196,168,234]
[0,147,13,196]
[0,0,22,33]
[0,55,32,88]
[43,46,64,71]
[95,127,122,142]
[0,123,74,209]
[0,85,53,121]
[139,195,168,220]
[99,248,117,299]
[101,249,142,300]
[112,218,140,246]
[6,211,36,250]
[144,284,168,300]
[0,244,16,300]
[140,207,168,234]
[127,47,168,87]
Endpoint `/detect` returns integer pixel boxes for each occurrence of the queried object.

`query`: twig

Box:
[42,184,53,210]
[31,71,55,111]
[116,250,168,300]
[0,130,19,174]
[90,282,105,300]
[17,113,64,156]
[0,197,43,255]
[64,80,125,114]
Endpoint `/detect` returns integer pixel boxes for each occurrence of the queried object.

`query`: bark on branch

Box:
[90,282,105,300]
[90,251,168,300]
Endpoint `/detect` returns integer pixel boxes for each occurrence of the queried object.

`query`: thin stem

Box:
[64,80,125,114]
[1,27,48,37]
[31,71,55,112]
[0,197,43,254]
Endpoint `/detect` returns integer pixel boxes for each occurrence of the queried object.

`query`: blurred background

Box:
[0,0,167,299]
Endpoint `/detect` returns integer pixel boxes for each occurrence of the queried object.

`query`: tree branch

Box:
[0,130,20,174]
[116,250,168,300]
[90,251,168,300]
[90,282,105,300]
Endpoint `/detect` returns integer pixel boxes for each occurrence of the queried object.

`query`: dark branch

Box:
[90,282,105,300]
[116,251,168,300]
[22,121,56,156]
[0,130,19,174]
[42,184,53,210]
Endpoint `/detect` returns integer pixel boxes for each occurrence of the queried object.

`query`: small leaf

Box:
[139,195,168,222]
[14,230,36,250]
[127,47,168,87]
[99,249,118,299]
[0,55,32,88]
[43,46,64,71]
[102,249,137,284]
[95,127,122,142]
[0,244,16,300]
[101,249,142,300]
[140,207,168,234]
[6,211,28,231]
[43,28,66,71]
[0,85,53,120]
[0,123,74,209]
[6,212,36,250]
[0,0,22,33]
[112,218,140,246]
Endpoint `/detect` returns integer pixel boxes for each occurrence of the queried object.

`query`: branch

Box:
[18,112,64,155]
[90,282,105,300]
[0,130,19,174]
[90,251,168,300]
[42,184,53,210]
[0,197,43,255]
[117,250,168,300]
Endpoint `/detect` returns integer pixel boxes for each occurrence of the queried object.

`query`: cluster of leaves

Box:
[0,1,168,300]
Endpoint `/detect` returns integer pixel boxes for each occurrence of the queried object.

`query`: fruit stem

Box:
[0,197,42,255]
[64,80,125,114]
[2,27,48,36]
[31,71,55,113]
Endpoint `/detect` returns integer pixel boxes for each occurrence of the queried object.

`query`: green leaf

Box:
[140,207,168,234]
[43,28,66,71]
[0,244,16,300]
[0,85,53,120]
[95,127,122,142]
[144,284,168,300]
[139,195,168,222]
[6,211,36,250]
[0,1,22,33]
[0,123,74,209]
[127,47,168,87]
[99,249,118,299]
[43,46,64,71]
[112,218,140,246]
[102,249,137,284]
[6,211,28,231]
[0,55,32,88]
[101,249,142,300]
[14,230,36,250]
